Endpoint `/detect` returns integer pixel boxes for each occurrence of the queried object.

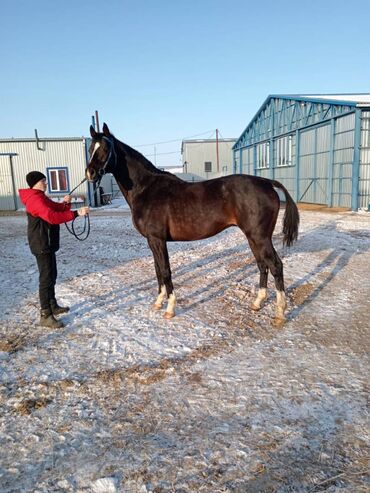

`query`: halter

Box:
[65,136,117,241]
[97,136,117,177]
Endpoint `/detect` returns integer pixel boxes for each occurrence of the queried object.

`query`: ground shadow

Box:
[284,220,370,321]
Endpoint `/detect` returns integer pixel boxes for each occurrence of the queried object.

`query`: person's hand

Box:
[77,206,89,216]
[63,195,72,204]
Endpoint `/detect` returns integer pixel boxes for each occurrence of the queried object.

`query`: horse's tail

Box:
[272,180,300,247]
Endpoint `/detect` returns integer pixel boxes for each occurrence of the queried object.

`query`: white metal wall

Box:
[182,140,236,179]
[0,139,88,210]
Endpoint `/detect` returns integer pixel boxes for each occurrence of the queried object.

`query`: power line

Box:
[144,150,180,157]
[134,129,215,148]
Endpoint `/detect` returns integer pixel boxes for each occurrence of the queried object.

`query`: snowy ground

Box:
[0,201,369,493]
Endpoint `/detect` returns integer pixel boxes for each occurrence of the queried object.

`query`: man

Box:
[19,171,89,329]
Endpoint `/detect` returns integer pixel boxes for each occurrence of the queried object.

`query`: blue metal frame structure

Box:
[233,94,369,210]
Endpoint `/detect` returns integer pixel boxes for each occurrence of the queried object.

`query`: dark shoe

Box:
[50,300,70,315]
[40,309,64,329]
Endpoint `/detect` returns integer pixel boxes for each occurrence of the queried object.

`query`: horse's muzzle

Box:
[86,168,97,182]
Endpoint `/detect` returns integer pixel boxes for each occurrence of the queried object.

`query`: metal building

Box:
[233,94,370,210]
[0,137,93,211]
[182,137,236,180]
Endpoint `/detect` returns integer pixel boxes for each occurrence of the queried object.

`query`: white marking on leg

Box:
[251,288,267,311]
[164,292,176,319]
[154,285,166,310]
[275,290,287,320]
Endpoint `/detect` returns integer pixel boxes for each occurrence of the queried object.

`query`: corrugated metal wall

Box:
[241,147,254,175]
[0,155,17,210]
[360,111,370,208]
[233,98,370,209]
[332,114,355,208]
[274,134,296,197]
[0,139,88,210]
[299,124,330,205]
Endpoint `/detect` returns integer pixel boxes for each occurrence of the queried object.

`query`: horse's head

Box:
[86,123,116,182]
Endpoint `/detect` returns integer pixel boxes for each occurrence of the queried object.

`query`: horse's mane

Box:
[114,135,180,179]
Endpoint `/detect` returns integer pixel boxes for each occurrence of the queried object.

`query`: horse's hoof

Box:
[164,311,175,319]
[272,317,285,328]
[153,303,162,310]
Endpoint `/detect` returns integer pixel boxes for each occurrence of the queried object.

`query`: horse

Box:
[86,123,299,326]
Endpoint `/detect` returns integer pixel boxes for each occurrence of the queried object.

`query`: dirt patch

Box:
[15,398,52,415]
[0,336,26,353]
[297,203,350,213]
[290,283,315,305]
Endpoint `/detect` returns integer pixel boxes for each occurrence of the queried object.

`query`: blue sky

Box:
[1,0,370,166]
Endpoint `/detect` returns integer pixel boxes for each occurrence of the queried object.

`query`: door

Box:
[299,125,330,205]
[0,155,16,210]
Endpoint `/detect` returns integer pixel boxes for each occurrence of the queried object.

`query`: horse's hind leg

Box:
[252,260,269,311]
[245,238,269,310]
[262,242,287,325]
[147,237,176,318]
[247,236,286,325]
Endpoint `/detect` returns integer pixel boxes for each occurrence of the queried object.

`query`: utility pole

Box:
[216,128,219,172]
[95,110,100,132]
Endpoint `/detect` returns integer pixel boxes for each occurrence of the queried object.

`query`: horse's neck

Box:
[113,142,154,206]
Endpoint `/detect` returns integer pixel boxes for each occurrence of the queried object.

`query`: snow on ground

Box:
[0,201,369,493]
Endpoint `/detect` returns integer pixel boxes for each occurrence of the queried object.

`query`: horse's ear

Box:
[90,125,97,138]
[102,123,111,137]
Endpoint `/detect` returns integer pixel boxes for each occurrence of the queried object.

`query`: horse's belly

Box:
[169,221,233,241]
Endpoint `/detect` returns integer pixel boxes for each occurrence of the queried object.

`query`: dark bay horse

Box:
[86,123,299,325]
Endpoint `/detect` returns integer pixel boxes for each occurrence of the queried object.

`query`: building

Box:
[0,136,96,211]
[159,165,184,174]
[233,94,370,210]
[182,137,236,180]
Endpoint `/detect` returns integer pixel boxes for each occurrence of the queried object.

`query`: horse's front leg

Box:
[147,237,176,319]
[148,243,166,310]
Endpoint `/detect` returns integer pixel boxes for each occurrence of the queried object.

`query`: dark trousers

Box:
[35,252,57,310]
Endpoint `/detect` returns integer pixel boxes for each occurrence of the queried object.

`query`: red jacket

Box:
[19,189,77,224]
[19,189,78,254]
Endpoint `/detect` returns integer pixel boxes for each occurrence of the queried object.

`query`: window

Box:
[204,161,212,172]
[47,167,69,193]
[276,135,293,167]
[256,142,270,169]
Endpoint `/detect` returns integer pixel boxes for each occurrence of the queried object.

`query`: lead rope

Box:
[66,137,114,241]
[64,177,92,241]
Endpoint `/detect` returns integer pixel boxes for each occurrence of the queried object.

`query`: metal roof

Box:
[0,137,86,142]
[271,93,370,107]
[233,93,370,150]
